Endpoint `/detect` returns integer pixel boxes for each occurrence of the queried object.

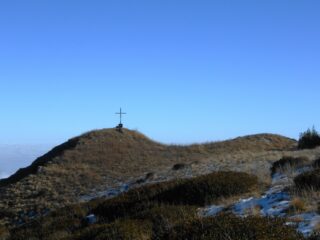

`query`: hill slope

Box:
[0,128,297,225]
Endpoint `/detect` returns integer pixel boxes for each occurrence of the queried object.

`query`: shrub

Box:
[271,156,310,174]
[135,205,198,239]
[165,214,304,240]
[298,127,320,149]
[172,163,189,171]
[92,180,179,222]
[294,169,320,190]
[70,219,152,240]
[289,197,306,213]
[68,205,197,240]
[155,171,258,206]
[93,171,258,221]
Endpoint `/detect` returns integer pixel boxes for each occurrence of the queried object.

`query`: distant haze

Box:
[0,144,54,179]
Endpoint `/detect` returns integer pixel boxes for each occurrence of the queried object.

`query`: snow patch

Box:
[201,169,320,237]
[200,205,224,217]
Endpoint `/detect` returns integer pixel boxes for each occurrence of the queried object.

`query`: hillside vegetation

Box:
[0,129,298,226]
[6,171,299,240]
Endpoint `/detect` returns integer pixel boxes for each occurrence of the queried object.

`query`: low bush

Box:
[288,197,306,213]
[70,219,152,240]
[294,169,320,190]
[92,180,179,222]
[94,171,258,221]
[66,205,197,240]
[135,205,198,239]
[271,156,310,174]
[298,127,320,149]
[165,214,304,240]
[155,171,258,206]
[172,163,189,171]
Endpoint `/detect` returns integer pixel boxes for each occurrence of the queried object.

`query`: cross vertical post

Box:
[115,108,126,132]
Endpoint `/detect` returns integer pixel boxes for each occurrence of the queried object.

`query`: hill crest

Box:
[0,128,297,225]
[0,129,296,187]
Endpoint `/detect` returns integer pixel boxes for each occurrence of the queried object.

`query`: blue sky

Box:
[0,0,319,145]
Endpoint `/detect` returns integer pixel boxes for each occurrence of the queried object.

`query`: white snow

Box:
[200,169,320,237]
[79,182,133,202]
[288,213,320,236]
[200,205,224,217]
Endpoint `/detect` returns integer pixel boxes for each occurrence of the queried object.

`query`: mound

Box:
[166,214,303,240]
[0,129,296,226]
[271,156,310,174]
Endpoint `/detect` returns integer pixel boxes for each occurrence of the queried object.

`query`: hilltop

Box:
[0,128,302,226]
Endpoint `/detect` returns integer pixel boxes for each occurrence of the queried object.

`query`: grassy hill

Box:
[0,128,298,226]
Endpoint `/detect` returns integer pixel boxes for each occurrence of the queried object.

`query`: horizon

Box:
[1,1,319,146]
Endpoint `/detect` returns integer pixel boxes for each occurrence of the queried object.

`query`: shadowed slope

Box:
[0,138,80,187]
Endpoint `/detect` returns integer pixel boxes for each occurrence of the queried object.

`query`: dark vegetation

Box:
[298,127,320,150]
[271,156,310,174]
[172,163,189,171]
[93,171,258,221]
[294,169,320,190]
[7,171,262,240]
[165,214,304,240]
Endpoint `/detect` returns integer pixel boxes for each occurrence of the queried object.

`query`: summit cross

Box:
[115,108,126,125]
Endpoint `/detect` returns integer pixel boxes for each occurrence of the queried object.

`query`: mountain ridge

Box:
[0,129,296,187]
[0,128,297,226]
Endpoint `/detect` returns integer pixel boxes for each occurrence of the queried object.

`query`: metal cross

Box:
[115,108,126,124]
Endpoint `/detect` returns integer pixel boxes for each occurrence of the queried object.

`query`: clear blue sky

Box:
[0,0,319,145]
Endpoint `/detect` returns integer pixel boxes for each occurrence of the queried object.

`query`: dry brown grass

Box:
[290,197,307,213]
[0,128,312,227]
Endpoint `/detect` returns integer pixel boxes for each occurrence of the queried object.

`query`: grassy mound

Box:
[0,129,296,227]
[134,205,198,239]
[271,156,310,174]
[155,171,258,206]
[70,205,198,240]
[93,171,258,221]
[294,169,320,190]
[165,214,304,240]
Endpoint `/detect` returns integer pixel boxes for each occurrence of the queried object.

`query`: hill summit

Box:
[0,128,296,225]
